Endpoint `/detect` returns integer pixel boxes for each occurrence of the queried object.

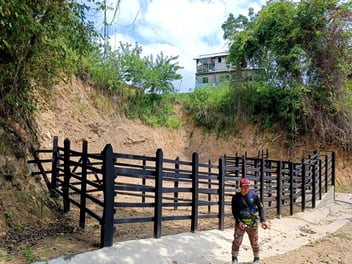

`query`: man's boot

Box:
[253,257,260,264]
[232,256,238,264]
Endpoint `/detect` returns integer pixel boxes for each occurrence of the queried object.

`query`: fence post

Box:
[311,162,317,209]
[142,158,146,203]
[100,144,115,247]
[174,157,180,210]
[63,138,71,213]
[259,158,264,204]
[267,160,273,207]
[207,159,212,213]
[254,158,259,191]
[276,161,282,218]
[318,159,322,200]
[154,149,163,238]
[301,161,306,212]
[191,152,199,232]
[288,161,294,215]
[79,140,88,229]
[331,151,336,186]
[242,156,246,178]
[235,155,239,178]
[324,155,328,192]
[332,151,336,201]
[218,157,225,231]
[50,136,59,195]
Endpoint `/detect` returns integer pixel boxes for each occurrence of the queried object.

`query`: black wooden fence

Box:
[28,136,335,248]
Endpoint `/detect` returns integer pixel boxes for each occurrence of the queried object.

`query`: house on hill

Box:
[194,51,232,88]
[194,51,264,88]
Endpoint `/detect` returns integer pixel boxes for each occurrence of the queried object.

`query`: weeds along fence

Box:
[28,136,335,248]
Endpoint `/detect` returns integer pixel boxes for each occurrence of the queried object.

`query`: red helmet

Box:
[240,178,250,186]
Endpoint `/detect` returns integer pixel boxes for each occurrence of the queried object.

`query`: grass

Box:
[335,185,352,193]
[329,231,352,241]
[21,246,48,263]
[307,238,319,247]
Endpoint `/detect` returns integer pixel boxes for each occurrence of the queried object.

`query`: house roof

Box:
[193,51,229,60]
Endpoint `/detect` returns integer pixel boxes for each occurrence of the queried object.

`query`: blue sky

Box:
[88,0,266,93]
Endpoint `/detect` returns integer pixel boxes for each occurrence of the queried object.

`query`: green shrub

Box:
[182,81,304,140]
[124,92,181,128]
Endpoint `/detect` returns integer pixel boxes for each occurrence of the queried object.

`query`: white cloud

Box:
[102,0,266,92]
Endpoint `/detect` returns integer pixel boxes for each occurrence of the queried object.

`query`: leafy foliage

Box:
[250,84,304,140]
[124,92,182,128]
[183,82,304,140]
[222,0,352,148]
[0,0,184,140]
[85,42,183,95]
[183,84,243,134]
[223,0,352,90]
[0,0,97,121]
[144,52,183,94]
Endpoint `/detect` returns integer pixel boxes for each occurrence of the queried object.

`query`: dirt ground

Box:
[261,221,352,264]
[1,76,352,263]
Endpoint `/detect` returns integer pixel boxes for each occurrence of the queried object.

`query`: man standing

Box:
[231,177,269,264]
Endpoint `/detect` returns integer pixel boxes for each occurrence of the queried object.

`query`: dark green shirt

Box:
[231,191,265,228]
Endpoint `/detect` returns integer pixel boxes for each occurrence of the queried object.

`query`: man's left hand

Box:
[261,222,270,229]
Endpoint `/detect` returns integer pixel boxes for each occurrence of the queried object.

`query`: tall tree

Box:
[143,52,183,94]
[113,42,182,94]
[222,0,352,148]
[223,0,352,90]
[296,0,352,95]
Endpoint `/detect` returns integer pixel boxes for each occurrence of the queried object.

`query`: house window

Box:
[218,56,226,63]
[202,77,209,83]
[220,75,230,83]
[218,56,226,64]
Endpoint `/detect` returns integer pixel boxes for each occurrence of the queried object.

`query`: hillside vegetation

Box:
[1,76,352,263]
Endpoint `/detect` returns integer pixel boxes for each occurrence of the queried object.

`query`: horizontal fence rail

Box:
[28,137,335,247]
